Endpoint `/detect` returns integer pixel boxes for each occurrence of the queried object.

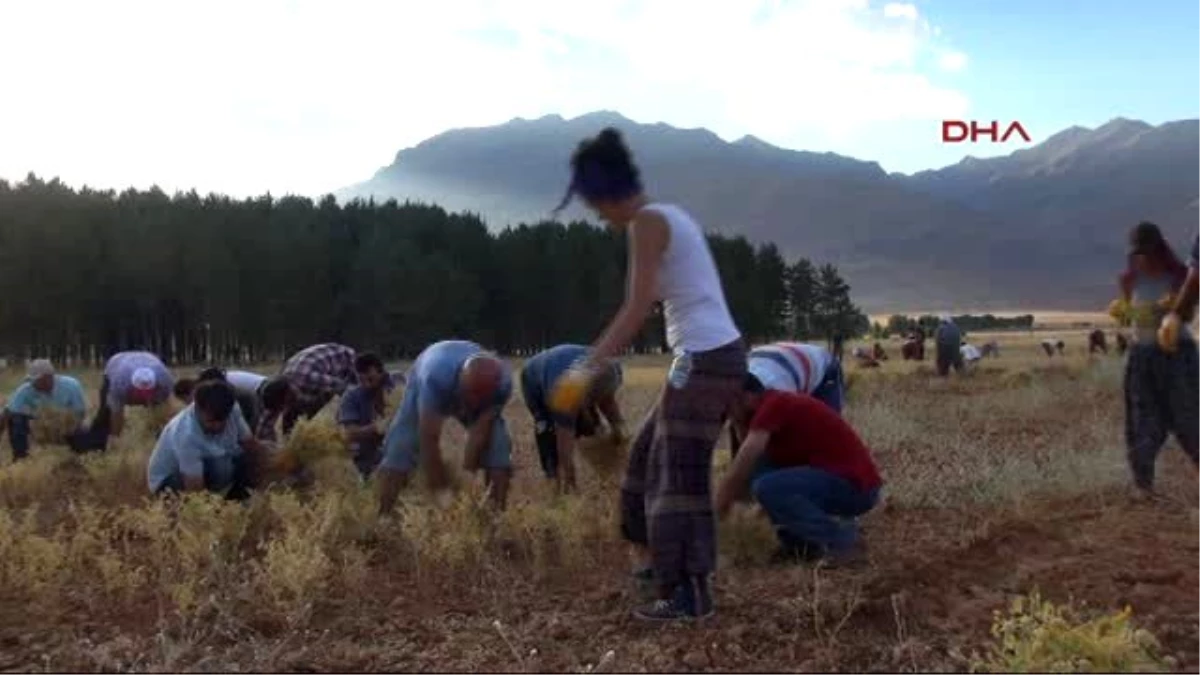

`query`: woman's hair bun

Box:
[573,126,633,169]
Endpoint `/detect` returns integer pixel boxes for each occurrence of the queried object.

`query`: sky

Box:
[0,0,1196,198]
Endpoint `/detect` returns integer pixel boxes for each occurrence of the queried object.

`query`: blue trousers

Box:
[7,413,108,461]
[751,466,879,554]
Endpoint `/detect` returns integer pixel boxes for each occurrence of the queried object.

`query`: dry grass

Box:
[0,336,1194,672]
[29,406,80,445]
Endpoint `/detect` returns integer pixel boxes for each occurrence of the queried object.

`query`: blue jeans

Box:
[7,413,104,461]
[751,466,879,553]
[155,454,252,500]
[7,414,32,461]
[379,383,512,473]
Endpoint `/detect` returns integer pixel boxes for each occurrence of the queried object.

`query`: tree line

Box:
[0,174,868,365]
[875,313,1036,339]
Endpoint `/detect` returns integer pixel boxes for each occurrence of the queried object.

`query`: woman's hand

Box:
[549,363,596,416]
[1158,312,1182,353]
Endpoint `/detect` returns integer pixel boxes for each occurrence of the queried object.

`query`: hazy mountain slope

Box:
[340,113,1198,313]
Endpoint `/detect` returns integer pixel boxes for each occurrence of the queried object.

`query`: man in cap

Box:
[0,359,88,460]
[520,344,625,491]
[377,340,514,514]
[88,351,174,449]
[934,314,964,376]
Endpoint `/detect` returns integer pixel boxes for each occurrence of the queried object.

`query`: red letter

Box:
[1002,121,1031,142]
[942,120,968,142]
[971,121,998,142]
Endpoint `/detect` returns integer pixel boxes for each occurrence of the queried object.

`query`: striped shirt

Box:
[747,342,834,394]
[280,343,357,404]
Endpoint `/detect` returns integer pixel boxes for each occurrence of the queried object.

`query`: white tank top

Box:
[641,203,742,354]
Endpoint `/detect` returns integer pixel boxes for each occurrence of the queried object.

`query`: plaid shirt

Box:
[256,409,281,442]
[281,343,357,405]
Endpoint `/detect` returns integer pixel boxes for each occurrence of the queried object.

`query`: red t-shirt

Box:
[749,391,882,491]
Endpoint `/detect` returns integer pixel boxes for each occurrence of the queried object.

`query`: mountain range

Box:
[338,111,1199,313]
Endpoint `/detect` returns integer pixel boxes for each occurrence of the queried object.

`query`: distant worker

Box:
[0,359,89,460]
[980,340,1000,358]
[960,342,983,367]
[872,342,888,362]
[1116,332,1130,355]
[520,344,625,491]
[716,381,882,566]
[901,328,926,361]
[1040,338,1065,357]
[1117,223,1197,499]
[934,315,964,376]
[377,340,514,513]
[900,339,920,361]
[851,346,880,369]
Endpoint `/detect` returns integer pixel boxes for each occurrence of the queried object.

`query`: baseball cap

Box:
[26,359,54,380]
[131,367,158,391]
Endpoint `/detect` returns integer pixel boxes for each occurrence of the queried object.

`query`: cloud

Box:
[883,3,919,20]
[0,0,971,196]
[938,50,969,73]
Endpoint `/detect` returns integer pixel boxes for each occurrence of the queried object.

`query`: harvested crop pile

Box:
[131,402,179,439]
[30,407,80,445]
[278,418,348,469]
[576,433,629,477]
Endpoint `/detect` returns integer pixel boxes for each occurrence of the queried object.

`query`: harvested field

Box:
[0,335,1195,672]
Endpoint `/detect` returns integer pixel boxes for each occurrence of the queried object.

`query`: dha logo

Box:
[941,120,1031,143]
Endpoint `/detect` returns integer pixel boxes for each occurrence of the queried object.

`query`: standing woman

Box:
[550,128,746,622]
[1118,222,1198,499]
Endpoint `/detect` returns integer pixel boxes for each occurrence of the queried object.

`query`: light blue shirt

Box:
[146,404,250,492]
[5,375,87,419]
[409,340,512,423]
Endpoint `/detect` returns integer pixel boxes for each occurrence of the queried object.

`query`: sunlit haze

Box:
[1,0,1195,197]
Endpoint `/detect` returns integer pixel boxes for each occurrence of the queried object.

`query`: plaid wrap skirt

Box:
[1124,339,1199,489]
[620,339,747,588]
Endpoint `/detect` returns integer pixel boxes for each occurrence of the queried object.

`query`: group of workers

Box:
[1,128,1194,624]
[0,127,883,623]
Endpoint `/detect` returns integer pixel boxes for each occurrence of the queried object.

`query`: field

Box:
[0,331,1196,672]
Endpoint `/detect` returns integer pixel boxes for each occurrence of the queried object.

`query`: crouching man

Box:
[716,376,883,566]
[0,359,88,460]
[337,353,393,480]
[521,344,625,491]
[377,340,514,514]
[147,380,267,500]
